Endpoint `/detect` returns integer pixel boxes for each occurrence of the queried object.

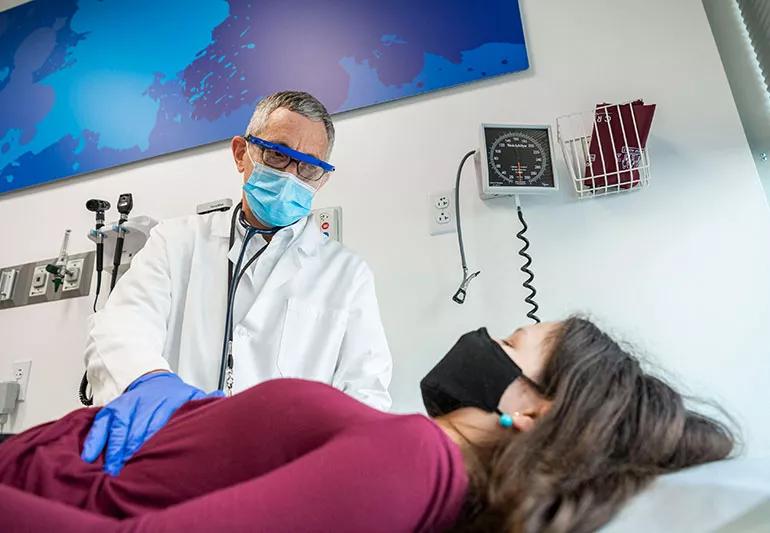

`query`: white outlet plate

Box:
[63,258,85,291]
[429,189,457,235]
[29,265,48,297]
[12,360,31,401]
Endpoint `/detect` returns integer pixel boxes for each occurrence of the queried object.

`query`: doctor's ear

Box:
[315,174,331,190]
[231,136,248,173]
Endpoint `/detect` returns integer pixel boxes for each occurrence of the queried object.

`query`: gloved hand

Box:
[81,372,223,476]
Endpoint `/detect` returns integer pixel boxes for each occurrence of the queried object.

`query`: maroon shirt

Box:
[0,379,468,532]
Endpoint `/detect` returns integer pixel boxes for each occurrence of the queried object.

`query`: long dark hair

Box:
[450,316,736,533]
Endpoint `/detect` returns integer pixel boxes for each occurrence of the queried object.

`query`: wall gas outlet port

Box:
[63,258,85,291]
[1,251,94,310]
[0,269,17,302]
[29,266,49,297]
[312,206,343,242]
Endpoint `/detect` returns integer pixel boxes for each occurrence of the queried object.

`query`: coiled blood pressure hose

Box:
[514,196,540,323]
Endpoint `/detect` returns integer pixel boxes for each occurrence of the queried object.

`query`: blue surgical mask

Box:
[242,152,315,228]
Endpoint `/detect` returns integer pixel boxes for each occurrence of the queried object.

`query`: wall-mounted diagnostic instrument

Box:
[81,194,158,405]
[86,199,110,312]
[453,124,558,323]
[477,124,558,198]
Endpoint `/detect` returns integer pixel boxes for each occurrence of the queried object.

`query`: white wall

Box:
[0,0,26,10]
[1,0,769,456]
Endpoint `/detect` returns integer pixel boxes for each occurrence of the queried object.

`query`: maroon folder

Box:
[584,100,656,190]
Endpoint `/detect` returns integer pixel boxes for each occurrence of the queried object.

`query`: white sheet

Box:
[601,457,770,532]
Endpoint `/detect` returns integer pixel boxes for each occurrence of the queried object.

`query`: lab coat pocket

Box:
[277,298,348,382]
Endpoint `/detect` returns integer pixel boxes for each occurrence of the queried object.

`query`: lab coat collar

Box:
[211,207,321,257]
[211,209,235,238]
[223,211,323,287]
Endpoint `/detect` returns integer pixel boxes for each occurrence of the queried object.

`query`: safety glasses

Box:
[245,135,335,182]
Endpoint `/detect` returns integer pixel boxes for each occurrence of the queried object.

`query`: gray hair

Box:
[245,91,335,158]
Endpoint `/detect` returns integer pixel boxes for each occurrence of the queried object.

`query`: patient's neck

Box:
[433,408,501,448]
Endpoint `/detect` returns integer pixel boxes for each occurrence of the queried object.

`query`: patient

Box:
[0,317,735,532]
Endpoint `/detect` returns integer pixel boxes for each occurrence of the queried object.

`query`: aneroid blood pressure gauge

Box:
[477,124,558,198]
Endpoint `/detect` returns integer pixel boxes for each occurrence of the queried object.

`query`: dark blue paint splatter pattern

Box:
[0,0,528,193]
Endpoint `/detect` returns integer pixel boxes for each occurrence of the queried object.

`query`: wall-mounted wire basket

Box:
[556,100,656,199]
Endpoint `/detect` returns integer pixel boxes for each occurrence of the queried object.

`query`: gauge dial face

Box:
[485,127,555,188]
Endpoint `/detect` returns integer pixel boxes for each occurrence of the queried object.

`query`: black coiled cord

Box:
[79,372,93,406]
[516,206,540,323]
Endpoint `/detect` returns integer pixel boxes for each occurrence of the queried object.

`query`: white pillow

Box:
[601,457,770,532]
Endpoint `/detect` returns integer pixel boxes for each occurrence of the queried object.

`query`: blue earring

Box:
[496,410,518,429]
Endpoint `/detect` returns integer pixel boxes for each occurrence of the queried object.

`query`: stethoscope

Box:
[218,201,282,395]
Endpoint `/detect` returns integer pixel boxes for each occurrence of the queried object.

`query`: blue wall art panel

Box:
[0,0,528,194]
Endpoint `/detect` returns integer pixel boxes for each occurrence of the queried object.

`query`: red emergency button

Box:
[321,222,330,230]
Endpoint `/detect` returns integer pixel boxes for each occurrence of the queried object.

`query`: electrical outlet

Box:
[434,194,450,209]
[429,190,457,235]
[12,360,31,401]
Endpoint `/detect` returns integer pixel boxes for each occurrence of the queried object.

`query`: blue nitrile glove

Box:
[81,372,223,476]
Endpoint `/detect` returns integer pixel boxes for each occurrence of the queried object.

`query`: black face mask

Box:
[420,327,524,417]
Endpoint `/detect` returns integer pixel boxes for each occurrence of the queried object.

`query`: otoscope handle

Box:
[110,231,125,291]
[96,242,104,272]
[112,237,124,269]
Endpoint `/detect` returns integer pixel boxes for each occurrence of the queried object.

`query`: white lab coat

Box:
[85,209,392,410]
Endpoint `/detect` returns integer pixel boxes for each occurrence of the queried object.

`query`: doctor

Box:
[81,91,392,476]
